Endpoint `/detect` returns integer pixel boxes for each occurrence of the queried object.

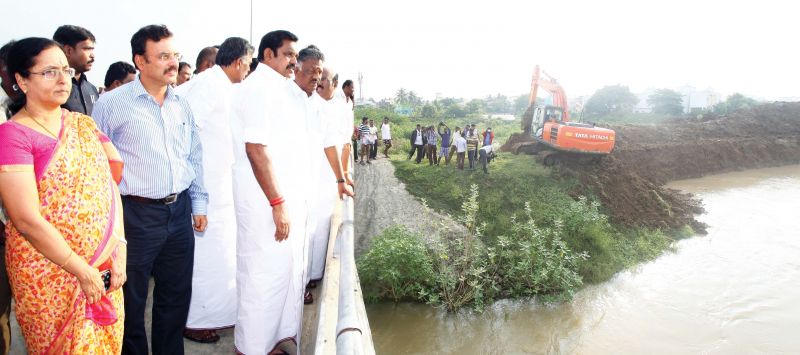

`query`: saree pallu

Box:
[5,112,124,354]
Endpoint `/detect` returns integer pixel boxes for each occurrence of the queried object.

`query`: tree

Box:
[513,94,530,116]
[584,85,639,117]
[647,89,684,115]
[394,88,409,105]
[465,99,486,116]
[420,103,439,118]
[713,93,759,114]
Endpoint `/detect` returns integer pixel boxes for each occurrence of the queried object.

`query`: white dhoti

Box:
[231,63,314,354]
[233,163,309,354]
[178,65,238,330]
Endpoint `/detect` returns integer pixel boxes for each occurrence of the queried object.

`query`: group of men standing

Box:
[2,24,355,354]
[356,116,392,164]
[408,123,495,172]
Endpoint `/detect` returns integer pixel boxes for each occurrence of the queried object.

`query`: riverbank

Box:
[366,165,800,354]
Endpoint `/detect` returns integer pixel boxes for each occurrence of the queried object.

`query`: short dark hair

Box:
[297,45,324,63]
[130,25,173,68]
[178,61,191,72]
[104,61,136,87]
[53,25,95,47]
[249,57,258,73]
[362,117,368,122]
[195,46,217,70]
[257,30,298,62]
[6,38,61,114]
[0,40,17,65]
[216,37,254,67]
[342,79,353,89]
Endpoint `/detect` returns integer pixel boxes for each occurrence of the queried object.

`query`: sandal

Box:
[183,328,220,343]
[304,291,313,305]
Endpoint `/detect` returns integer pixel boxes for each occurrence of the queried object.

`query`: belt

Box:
[123,193,179,205]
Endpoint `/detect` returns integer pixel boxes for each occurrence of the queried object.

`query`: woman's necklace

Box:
[23,107,58,138]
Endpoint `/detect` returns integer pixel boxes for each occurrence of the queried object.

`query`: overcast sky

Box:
[4,0,798,101]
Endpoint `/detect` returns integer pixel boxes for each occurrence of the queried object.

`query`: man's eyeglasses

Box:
[149,52,182,63]
[29,67,76,80]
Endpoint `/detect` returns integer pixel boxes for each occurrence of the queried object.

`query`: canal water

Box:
[366,165,800,354]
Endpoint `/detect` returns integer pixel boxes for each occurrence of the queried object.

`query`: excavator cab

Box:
[533,105,564,138]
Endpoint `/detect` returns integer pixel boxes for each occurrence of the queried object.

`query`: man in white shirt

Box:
[290,48,352,302]
[368,119,378,160]
[380,117,392,158]
[175,37,253,344]
[455,133,467,170]
[306,66,352,290]
[230,30,306,355]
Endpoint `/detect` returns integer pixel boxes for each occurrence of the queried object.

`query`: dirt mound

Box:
[536,102,800,232]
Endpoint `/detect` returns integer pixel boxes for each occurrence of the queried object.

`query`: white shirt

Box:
[455,136,467,153]
[230,63,312,202]
[175,65,235,204]
[368,126,378,143]
[381,123,391,140]
[414,130,423,145]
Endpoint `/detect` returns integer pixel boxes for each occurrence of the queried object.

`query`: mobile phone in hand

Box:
[100,269,111,291]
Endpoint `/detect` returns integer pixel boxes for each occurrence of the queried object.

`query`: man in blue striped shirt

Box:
[93,24,208,355]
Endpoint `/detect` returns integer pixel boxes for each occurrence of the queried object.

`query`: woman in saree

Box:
[0,38,126,353]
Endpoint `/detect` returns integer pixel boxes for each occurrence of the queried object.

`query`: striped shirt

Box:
[92,76,208,215]
[359,124,370,138]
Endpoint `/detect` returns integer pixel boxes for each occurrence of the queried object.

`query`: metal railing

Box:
[312,197,375,355]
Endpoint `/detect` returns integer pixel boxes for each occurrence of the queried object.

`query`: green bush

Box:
[358,185,589,311]
[358,226,435,303]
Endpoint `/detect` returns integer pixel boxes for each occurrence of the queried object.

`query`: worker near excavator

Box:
[482,127,494,146]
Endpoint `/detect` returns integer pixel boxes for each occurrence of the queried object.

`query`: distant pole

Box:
[358,72,363,101]
[249,0,253,44]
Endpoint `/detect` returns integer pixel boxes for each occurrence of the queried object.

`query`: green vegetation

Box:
[359,185,588,311]
[356,107,682,312]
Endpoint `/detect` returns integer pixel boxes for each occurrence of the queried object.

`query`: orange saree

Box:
[4,111,124,354]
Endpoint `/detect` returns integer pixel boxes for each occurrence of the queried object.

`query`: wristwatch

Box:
[336,178,345,183]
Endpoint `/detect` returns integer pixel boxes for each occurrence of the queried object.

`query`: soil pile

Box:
[508,102,800,232]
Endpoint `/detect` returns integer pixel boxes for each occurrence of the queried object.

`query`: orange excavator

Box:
[508,66,616,165]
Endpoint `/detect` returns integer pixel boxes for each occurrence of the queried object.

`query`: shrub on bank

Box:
[358,185,589,311]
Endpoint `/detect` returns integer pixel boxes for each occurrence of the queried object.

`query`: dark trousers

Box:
[456,152,465,170]
[426,144,438,165]
[468,150,476,169]
[122,191,195,355]
[352,139,358,160]
[410,144,425,163]
[370,142,378,159]
[0,225,9,355]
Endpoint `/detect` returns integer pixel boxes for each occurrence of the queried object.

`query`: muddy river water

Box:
[366,165,800,354]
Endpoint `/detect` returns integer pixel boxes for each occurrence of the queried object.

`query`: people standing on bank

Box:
[0,37,126,354]
[103,61,136,93]
[437,122,452,166]
[408,124,425,163]
[229,30,307,354]
[466,126,479,170]
[175,37,253,344]
[455,131,467,170]
[426,125,439,166]
[93,25,208,355]
[368,119,378,160]
[380,116,392,158]
[358,117,370,165]
[53,25,98,115]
